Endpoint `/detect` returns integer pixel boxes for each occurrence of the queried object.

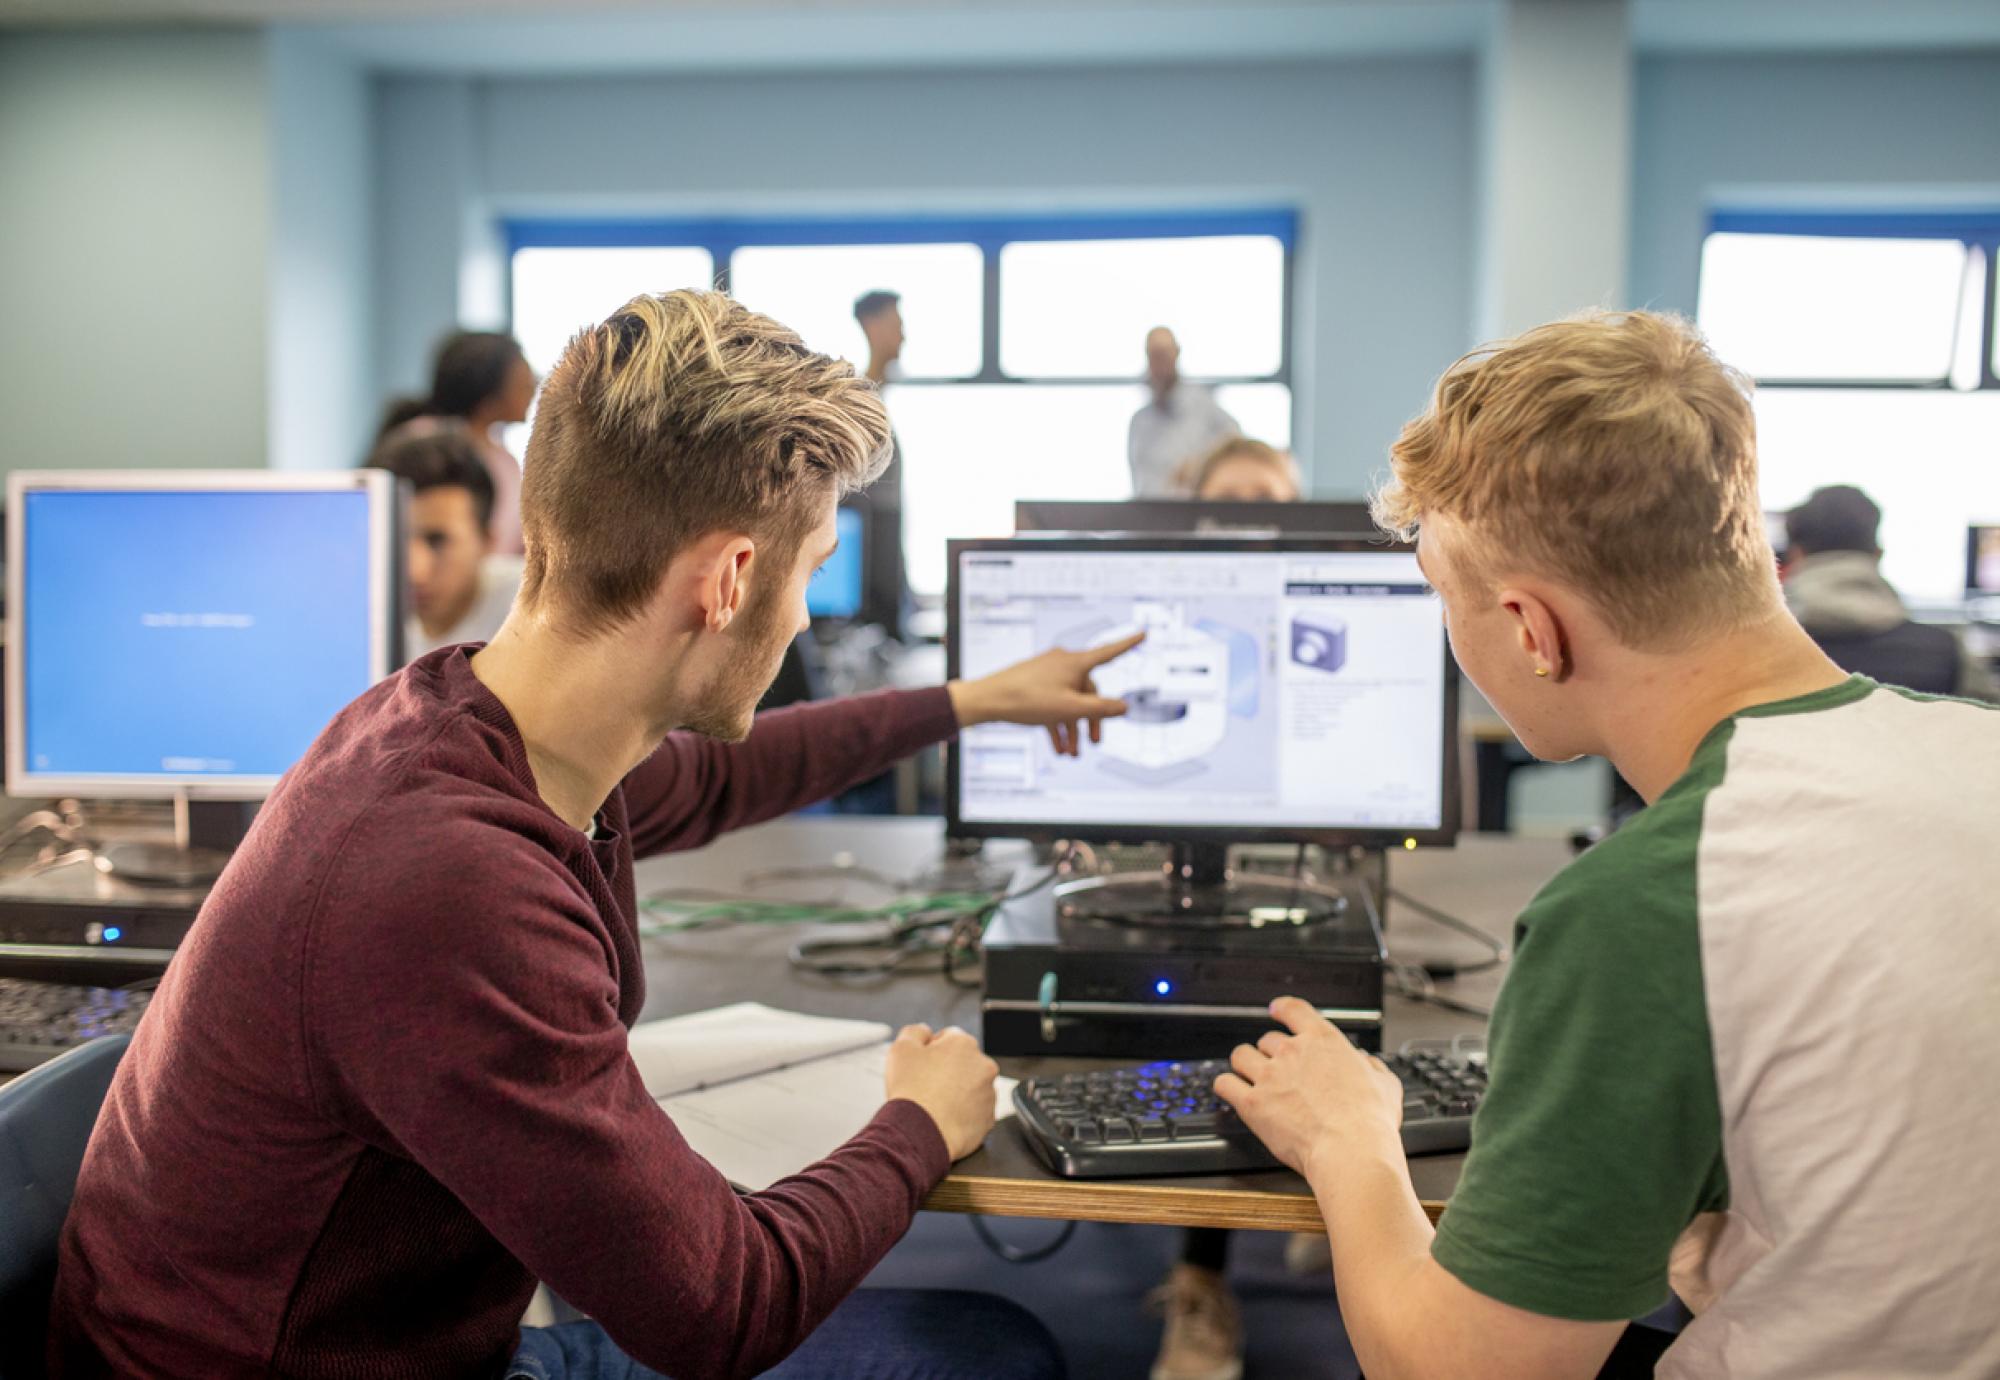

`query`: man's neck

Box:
[469,615,680,832]
[865,353,891,387]
[1599,612,1850,803]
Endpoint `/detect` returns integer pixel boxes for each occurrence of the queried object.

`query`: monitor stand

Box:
[1052,841,1348,930]
[93,793,246,889]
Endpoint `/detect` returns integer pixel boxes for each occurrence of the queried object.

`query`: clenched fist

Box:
[884,1023,1001,1161]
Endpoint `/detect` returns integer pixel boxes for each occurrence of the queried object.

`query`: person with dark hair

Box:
[380,331,538,555]
[1784,485,1996,700]
[366,423,524,661]
[853,290,903,388]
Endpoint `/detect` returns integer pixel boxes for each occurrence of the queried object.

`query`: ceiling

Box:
[2,0,1996,74]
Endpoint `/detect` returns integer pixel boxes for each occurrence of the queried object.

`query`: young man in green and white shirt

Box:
[1212,311,2000,1379]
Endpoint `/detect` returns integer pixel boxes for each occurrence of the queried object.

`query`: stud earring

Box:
[1534,666,1550,678]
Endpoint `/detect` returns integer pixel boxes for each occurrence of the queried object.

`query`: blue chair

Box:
[0,1035,130,1380]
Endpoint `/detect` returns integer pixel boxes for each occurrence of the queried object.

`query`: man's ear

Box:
[1498,584,1572,680]
[697,536,757,633]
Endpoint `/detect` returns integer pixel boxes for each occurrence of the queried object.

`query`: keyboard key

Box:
[1170,1112,1218,1138]
[1137,1118,1170,1142]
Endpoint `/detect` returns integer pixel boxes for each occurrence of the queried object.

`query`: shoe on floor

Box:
[1146,1263,1244,1380]
[1283,1230,1333,1277]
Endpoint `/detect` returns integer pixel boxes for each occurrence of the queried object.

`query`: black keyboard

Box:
[0,978,151,1072]
[1013,1049,1486,1178]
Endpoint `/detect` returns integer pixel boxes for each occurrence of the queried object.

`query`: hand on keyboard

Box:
[1214,996,1408,1176]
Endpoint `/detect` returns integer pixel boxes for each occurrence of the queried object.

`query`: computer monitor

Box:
[1968,524,2000,598]
[946,535,1459,850]
[807,507,866,620]
[1014,498,1377,538]
[7,470,400,807]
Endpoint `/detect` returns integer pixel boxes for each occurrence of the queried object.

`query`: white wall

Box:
[1630,51,2000,315]
[267,32,376,472]
[374,58,1480,497]
[0,28,272,474]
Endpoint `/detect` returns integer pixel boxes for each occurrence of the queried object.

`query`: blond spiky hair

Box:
[520,289,891,632]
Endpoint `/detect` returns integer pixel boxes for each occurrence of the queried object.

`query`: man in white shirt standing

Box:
[1127,326,1240,497]
[368,421,525,661]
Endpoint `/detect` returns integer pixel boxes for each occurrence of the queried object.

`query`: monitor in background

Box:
[1968,524,2000,599]
[807,507,866,620]
[946,535,1457,859]
[7,470,401,884]
[1014,498,1377,538]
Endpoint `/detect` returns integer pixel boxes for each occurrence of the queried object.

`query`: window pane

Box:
[888,381,1292,597]
[729,243,982,379]
[1000,236,1284,378]
[1697,233,1965,381]
[510,246,715,376]
[1212,383,1293,452]
[1753,388,2000,605]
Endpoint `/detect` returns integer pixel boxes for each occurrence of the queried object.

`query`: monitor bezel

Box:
[7,468,400,801]
[945,533,1461,850]
[1014,497,1377,537]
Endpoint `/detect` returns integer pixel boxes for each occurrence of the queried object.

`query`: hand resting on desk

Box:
[885,1023,1001,1160]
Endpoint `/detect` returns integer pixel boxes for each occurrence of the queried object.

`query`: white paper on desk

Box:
[659,1042,1017,1193]
[626,1002,891,1099]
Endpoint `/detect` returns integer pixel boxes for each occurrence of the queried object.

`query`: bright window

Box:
[1753,389,2000,605]
[510,246,714,376]
[1697,233,1967,382]
[999,236,1285,378]
[728,243,982,378]
[1697,212,2000,607]
[506,213,1297,599]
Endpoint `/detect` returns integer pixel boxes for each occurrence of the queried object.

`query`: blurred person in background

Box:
[1129,326,1239,498]
[1784,485,1997,700]
[1189,437,1302,503]
[848,289,909,634]
[367,422,522,662]
[379,331,538,554]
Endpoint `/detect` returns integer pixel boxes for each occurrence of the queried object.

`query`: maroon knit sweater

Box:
[48,647,962,1380]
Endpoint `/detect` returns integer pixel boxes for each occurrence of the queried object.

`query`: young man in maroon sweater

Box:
[49,291,1141,1380]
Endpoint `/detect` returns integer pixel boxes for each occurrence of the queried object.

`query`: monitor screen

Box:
[1969,524,2000,597]
[947,536,1457,845]
[808,507,866,620]
[1015,498,1375,538]
[8,472,396,797]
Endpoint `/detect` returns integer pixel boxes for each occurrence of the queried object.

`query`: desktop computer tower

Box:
[981,868,1386,1059]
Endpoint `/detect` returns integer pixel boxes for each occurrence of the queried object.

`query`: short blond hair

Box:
[1373,310,1775,649]
[520,289,891,633]
[1188,437,1300,499]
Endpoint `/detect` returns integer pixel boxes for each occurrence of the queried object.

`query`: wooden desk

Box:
[638,818,1569,1234]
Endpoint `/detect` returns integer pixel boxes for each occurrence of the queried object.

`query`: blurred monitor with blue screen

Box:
[7,470,400,801]
[808,507,866,620]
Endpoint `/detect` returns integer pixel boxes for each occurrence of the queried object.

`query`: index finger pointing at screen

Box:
[1081,631,1146,668]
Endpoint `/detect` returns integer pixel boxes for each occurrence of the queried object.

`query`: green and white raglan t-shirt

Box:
[1431,676,2000,1378]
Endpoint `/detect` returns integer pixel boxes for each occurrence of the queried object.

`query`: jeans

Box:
[507,1288,1065,1380]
